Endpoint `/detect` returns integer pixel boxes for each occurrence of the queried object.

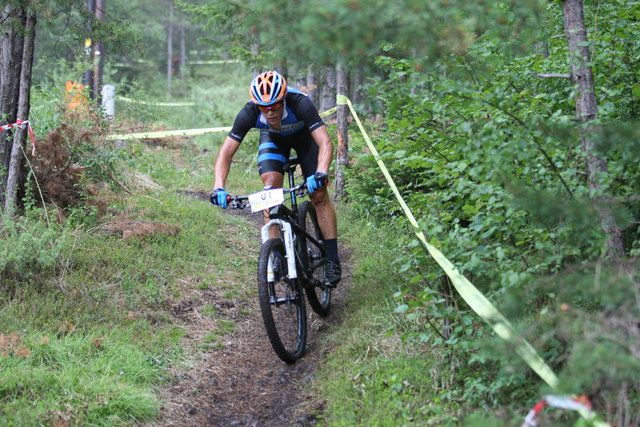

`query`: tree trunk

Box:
[5,10,36,215]
[351,68,364,107]
[83,0,95,99]
[95,0,105,104]
[179,24,186,81]
[166,1,174,97]
[250,41,260,77]
[320,65,336,113]
[305,64,317,104]
[0,5,26,206]
[334,61,349,201]
[561,0,625,259]
[275,60,288,82]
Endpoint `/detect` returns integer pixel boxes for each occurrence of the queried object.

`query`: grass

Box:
[0,156,260,424]
[0,62,264,424]
[0,328,166,425]
[309,205,462,426]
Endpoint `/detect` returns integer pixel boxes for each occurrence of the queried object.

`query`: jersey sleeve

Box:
[290,93,325,132]
[228,103,258,143]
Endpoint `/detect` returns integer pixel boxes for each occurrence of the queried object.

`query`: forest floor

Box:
[156,197,351,426]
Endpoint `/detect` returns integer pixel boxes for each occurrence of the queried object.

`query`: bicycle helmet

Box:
[249,71,287,106]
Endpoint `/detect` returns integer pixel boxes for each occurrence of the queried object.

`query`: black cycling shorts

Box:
[257,128,319,178]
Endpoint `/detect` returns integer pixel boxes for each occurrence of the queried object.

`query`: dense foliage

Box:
[345,0,639,420]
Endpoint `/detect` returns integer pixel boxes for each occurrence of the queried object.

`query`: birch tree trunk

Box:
[5,10,36,215]
[334,61,349,201]
[561,0,625,259]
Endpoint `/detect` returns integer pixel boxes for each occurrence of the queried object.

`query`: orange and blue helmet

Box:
[249,71,287,106]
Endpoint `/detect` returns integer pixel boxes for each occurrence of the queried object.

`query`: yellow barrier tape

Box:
[320,106,337,117]
[338,93,611,426]
[106,126,232,140]
[106,106,338,141]
[117,96,196,107]
[336,94,560,388]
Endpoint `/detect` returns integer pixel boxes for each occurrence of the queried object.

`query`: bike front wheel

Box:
[298,201,331,317]
[257,237,307,363]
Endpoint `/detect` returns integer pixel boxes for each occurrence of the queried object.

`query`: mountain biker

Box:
[210,70,341,286]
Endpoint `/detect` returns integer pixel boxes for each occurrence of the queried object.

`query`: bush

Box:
[0,218,68,287]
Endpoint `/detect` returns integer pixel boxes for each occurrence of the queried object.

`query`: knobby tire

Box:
[298,201,331,317]
[257,238,307,363]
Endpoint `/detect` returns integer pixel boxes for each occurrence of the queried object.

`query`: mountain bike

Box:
[227,157,332,363]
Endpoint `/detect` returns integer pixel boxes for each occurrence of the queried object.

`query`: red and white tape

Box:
[522,394,594,426]
[0,119,36,156]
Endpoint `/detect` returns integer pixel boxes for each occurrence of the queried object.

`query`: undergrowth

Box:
[0,61,260,424]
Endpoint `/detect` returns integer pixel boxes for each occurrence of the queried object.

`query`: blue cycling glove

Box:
[210,187,229,209]
[306,172,328,194]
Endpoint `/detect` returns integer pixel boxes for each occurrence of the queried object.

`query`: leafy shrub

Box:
[347,0,640,416]
[0,218,68,286]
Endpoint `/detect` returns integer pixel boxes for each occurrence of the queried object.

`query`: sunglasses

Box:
[257,101,284,112]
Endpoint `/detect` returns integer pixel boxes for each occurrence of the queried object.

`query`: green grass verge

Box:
[0,134,261,424]
[0,329,164,425]
[311,206,462,426]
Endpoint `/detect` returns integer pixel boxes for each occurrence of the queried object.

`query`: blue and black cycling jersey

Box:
[227,88,325,143]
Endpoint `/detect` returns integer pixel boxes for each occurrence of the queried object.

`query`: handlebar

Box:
[226,195,249,209]
[225,182,309,210]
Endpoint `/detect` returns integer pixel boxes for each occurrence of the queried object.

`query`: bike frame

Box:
[260,158,327,284]
[261,217,328,281]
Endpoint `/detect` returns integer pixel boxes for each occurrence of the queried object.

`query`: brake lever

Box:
[228,198,248,210]
[237,201,248,210]
[295,187,309,198]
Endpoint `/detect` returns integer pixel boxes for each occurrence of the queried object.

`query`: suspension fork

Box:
[261,219,297,281]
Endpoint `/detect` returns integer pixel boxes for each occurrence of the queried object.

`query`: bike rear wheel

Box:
[298,201,331,317]
[257,238,307,363]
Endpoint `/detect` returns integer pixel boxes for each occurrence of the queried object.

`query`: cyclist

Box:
[210,70,341,286]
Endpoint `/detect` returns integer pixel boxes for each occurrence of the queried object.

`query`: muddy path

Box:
[158,193,350,426]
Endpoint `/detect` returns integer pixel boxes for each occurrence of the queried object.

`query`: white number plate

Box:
[248,188,285,213]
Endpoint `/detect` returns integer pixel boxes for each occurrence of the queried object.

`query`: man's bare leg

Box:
[308,187,337,239]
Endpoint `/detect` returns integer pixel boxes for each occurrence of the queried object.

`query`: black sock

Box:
[325,238,339,262]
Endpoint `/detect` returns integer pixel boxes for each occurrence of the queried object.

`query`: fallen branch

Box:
[536,73,571,79]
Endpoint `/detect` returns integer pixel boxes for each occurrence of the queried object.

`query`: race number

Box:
[248,188,284,213]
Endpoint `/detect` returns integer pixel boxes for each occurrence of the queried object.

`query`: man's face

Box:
[258,101,284,125]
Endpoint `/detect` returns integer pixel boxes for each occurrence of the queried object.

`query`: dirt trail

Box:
[158,197,349,426]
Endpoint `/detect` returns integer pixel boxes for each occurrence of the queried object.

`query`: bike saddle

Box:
[283,156,300,173]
